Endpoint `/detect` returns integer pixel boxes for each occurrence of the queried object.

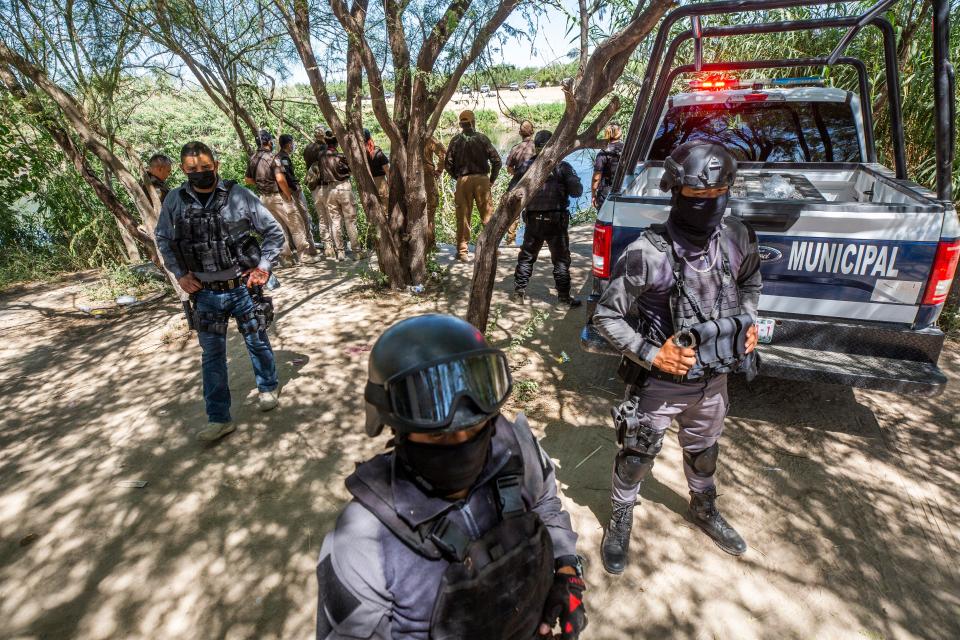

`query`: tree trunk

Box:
[114,215,142,262]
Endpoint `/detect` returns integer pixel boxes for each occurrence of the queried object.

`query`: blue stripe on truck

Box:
[608,226,936,304]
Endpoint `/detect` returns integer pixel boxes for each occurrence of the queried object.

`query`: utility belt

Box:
[525,209,565,222]
[183,281,275,336]
[321,177,349,186]
[617,356,721,387]
[201,277,244,291]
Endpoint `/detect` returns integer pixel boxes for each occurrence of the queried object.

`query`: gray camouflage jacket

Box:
[315,413,578,640]
[594,217,762,369]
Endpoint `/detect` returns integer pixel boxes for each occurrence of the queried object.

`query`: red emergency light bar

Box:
[688,76,825,91]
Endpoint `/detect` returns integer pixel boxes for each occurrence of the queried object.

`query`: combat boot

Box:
[688,488,747,556]
[557,294,582,308]
[601,499,635,575]
[511,289,525,303]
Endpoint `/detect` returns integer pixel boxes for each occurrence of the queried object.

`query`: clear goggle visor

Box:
[384,351,512,428]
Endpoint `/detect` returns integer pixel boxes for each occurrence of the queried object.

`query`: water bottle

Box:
[266,274,281,290]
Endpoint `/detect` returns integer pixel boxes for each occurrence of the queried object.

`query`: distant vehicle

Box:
[524,80,538,90]
[509,82,519,91]
[385,91,394,99]
[480,84,490,93]
[460,85,471,94]
[331,94,339,102]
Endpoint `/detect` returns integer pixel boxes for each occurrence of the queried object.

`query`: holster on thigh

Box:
[612,398,665,484]
[195,309,229,335]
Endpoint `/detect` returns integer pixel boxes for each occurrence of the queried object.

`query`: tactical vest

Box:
[525,161,571,212]
[621,224,755,382]
[595,143,622,206]
[171,182,262,274]
[345,433,554,640]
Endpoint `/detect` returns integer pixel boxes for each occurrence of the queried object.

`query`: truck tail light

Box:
[922,238,960,305]
[592,221,613,278]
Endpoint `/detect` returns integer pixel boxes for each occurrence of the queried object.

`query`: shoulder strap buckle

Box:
[424,516,471,562]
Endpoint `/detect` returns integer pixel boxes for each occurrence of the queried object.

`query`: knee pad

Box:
[683,442,719,478]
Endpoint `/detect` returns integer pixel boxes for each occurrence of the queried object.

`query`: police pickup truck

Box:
[581,71,959,395]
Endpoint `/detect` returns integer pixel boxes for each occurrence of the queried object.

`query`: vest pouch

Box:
[430,512,553,640]
[234,234,262,270]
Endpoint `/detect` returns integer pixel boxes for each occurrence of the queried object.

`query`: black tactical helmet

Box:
[534,129,553,149]
[258,129,274,146]
[659,141,737,192]
[364,314,512,437]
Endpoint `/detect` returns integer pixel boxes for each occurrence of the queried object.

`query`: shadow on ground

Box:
[2,227,958,639]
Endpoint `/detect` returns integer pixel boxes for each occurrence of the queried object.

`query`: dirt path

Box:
[2,227,959,639]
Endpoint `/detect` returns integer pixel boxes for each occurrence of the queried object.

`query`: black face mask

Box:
[187,169,217,190]
[669,191,729,247]
[396,422,494,497]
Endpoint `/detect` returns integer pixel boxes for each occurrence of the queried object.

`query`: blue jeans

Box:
[194,287,278,423]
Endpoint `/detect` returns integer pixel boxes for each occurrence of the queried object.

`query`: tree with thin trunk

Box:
[271,0,529,288]
[465,0,674,329]
[114,0,290,155]
[0,0,184,296]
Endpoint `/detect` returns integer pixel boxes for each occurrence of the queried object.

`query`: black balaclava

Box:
[669,191,729,248]
[187,169,218,191]
[395,421,495,497]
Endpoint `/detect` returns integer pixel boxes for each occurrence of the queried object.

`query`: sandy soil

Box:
[1,226,959,639]
[443,85,567,112]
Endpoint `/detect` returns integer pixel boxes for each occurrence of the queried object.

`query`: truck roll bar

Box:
[613,0,952,200]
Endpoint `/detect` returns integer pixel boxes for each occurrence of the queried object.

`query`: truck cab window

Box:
[650,101,862,163]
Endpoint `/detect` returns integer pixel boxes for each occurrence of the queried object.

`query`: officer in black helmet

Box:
[511,130,584,308]
[593,141,762,572]
[316,314,587,640]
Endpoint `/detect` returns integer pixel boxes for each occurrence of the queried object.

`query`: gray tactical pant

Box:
[611,374,728,503]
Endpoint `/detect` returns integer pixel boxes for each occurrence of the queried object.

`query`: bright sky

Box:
[286,3,577,85]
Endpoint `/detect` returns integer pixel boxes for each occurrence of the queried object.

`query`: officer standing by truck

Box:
[445,110,502,261]
[155,141,285,443]
[246,129,313,265]
[316,314,587,639]
[591,123,623,210]
[277,133,318,260]
[593,141,762,572]
[511,130,584,308]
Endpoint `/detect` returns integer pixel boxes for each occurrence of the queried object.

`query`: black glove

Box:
[539,572,587,639]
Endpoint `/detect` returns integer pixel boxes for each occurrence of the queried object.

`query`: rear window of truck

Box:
[650,100,862,163]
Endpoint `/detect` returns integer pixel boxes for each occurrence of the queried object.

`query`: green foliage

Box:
[509,309,550,352]
[84,263,167,302]
[513,379,540,403]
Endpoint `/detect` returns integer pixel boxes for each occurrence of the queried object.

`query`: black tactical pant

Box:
[514,210,571,296]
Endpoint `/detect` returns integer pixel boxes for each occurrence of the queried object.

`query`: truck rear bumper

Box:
[580,314,949,398]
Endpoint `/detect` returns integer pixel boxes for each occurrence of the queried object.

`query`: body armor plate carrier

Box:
[620,224,757,383]
[171,181,262,275]
[345,427,554,640]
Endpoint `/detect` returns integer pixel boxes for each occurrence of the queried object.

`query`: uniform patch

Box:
[318,555,361,625]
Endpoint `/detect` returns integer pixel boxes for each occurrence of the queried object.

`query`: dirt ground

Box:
[2,225,959,640]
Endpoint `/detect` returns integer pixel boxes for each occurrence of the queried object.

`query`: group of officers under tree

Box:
[146,117,758,637]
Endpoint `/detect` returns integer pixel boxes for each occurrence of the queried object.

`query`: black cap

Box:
[533,129,553,148]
